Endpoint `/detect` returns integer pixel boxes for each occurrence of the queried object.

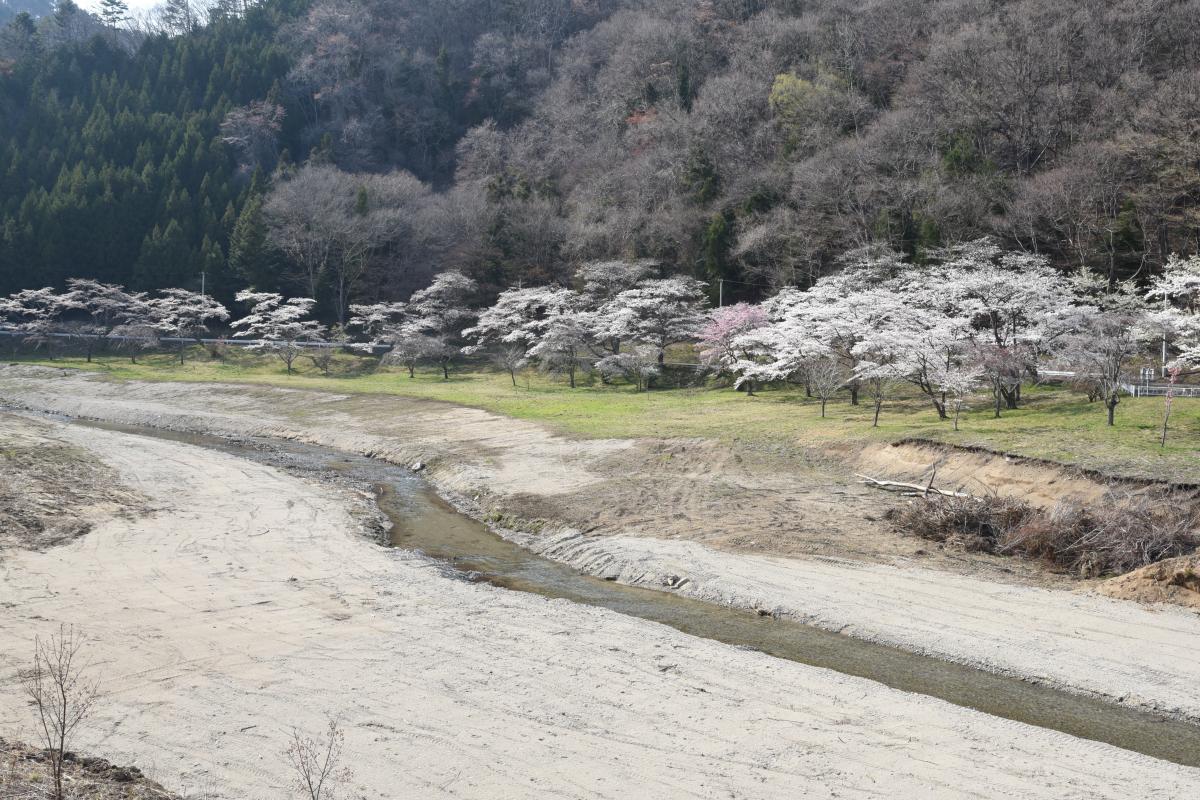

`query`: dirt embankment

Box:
[0,413,145,552]
[0,739,178,800]
[1,413,1198,798]
[854,440,1117,508]
[3,366,1200,720]
[855,439,1200,606]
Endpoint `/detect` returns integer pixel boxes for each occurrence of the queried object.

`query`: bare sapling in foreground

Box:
[20,624,102,800]
[285,717,353,800]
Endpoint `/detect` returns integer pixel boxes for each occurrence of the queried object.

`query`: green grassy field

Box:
[8,347,1199,481]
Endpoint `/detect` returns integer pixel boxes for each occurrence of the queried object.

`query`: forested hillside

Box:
[0,0,53,26]
[4,0,1200,314]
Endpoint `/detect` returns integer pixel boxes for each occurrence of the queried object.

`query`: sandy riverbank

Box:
[1,412,1198,798]
[2,365,1200,723]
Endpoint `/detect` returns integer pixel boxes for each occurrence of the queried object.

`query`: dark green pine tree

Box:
[98,0,130,28]
[134,219,196,289]
[227,192,273,289]
[701,210,737,305]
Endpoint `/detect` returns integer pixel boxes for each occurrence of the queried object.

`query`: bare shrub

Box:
[20,624,101,800]
[886,495,1035,552]
[284,717,353,800]
[1003,494,1200,577]
[891,491,1200,577]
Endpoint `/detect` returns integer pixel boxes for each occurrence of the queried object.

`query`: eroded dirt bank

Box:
[1,413,1198,799]
[3,365,1200,722]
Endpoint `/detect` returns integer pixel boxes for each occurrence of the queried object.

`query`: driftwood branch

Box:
[855,473,973,499]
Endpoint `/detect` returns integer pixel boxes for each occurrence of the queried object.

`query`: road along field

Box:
[2,364,1200,725]
[1,413,1199,798]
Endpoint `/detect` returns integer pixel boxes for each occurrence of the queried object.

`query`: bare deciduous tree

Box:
[20,624,101,800]
[284,717,353,800]
[804,356,847,418]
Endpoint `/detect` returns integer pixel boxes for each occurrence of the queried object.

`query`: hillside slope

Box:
[3,0,1200,308]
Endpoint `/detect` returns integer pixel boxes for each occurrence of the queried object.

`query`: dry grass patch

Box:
[0,416,145,552]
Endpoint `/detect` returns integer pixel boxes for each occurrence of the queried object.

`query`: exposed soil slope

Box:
[0,414,1197,799]
[1100,555,1200,610]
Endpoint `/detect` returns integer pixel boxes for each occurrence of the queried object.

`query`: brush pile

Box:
[889,490,1200,577]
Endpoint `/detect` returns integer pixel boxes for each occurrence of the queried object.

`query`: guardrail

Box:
[0,328,389,353]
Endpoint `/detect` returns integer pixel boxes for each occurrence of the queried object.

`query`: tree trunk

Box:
[930,397,948,420]
[849,385,859,405]
[568,365,576,389]
[999,382,1020,409]
[1107,397,1117,426]
[442,358,449,380]
[407,363,415,378]
[509,367,517,387]
[873,397,883,427]
[820,398,827,418]
[745,378,755,396]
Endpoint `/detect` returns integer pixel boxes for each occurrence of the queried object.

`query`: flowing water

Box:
[82,419,1200,768]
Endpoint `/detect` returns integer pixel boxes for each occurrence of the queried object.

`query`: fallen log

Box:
[855,473,973,499]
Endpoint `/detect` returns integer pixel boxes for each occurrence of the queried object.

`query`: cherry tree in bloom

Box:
[595,344,661,392]
[407,271,477,333]
[726,240,1082,422]
[795,283,907,405]
[698,302,768,378]
[527,312,592,388]
[404,270,478,379]
[1060,310,1147,426]
[462,286,581,355]
[1147,254,1200,313]
[0,288,67,355]
[348,301,438,378]
[348,301,409,345]
[881,304,974,420]
[929,239,1078,409]
[231,291,325,375]
[727,288,829,395]
[850,305,912,427]
[592,277,709,364]
[58,279,150,362]
[934,364,984,431]
[149,289,230,364]
[1145,254,1200,365]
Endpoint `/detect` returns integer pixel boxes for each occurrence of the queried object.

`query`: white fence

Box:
[1122,383,1200,398]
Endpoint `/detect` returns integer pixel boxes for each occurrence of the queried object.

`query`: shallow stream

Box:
[82,419,1200,768]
